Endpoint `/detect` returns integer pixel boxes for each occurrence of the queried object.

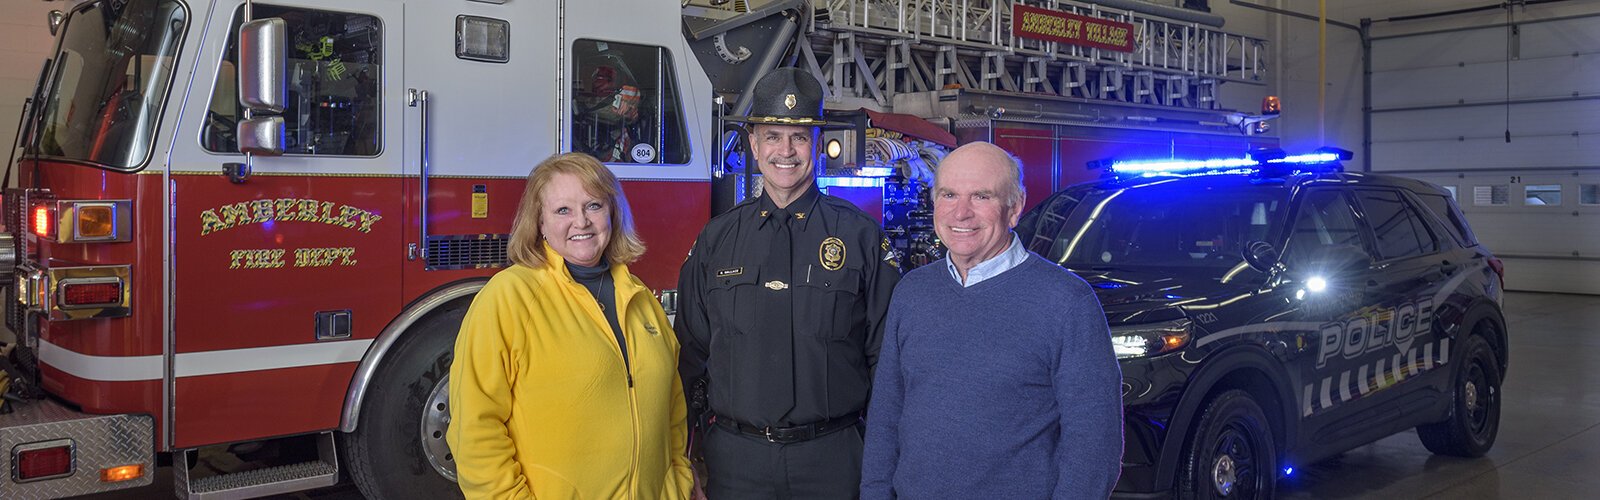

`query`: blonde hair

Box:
[507,152,646,268]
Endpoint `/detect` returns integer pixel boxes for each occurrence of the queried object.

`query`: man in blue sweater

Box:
[860,142,1123,499]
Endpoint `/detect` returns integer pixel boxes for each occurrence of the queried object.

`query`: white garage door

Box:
[1368,14,1600,295]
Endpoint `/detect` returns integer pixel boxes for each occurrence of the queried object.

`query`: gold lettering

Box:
[230,248,285,269]
[292,247,358,267]
[219,203,251,228]
[296,200,321,222]
[355,211,383,233]
[200,209,226,235]
[336,206,361,229]
[318,202,339,225]
[250,199,274,224]
[275,198,299,222]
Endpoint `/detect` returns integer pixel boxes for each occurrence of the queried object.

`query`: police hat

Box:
[726,67,849,127]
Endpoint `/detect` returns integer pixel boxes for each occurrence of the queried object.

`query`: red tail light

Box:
[15,443,74,482]
[32,204,54,238]
[1487,257,1505,283]
[61,281,123,307]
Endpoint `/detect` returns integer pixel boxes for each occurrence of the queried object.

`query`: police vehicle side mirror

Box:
[1243,241,1278,273]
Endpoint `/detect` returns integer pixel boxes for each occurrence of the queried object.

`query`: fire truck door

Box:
[170,0,406,448]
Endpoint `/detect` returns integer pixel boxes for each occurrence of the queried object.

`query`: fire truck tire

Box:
[341,306,466,500]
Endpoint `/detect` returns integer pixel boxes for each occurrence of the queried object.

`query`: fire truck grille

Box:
[425,234,511,271]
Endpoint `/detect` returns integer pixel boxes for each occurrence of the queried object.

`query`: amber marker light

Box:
[101,464,145,482]
[1163,334,1187,351]
[76,204,116,239]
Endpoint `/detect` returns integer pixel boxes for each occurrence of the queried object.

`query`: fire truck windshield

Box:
[29,0,187,170]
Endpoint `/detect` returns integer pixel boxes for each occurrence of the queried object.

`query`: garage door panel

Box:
[1518,17,1600,59]
[1372,55,1600,108]
[1371,135,1592,172]
[1372,30,1507,71]
[1371,100,1600,142]
[1499,259,1600,294]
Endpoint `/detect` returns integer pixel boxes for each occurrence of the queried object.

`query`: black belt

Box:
[714,413,861,444]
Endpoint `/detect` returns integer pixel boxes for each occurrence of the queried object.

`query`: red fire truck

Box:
[0,0,1275,498]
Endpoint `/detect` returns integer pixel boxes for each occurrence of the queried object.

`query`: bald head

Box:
[937,142,1025,209]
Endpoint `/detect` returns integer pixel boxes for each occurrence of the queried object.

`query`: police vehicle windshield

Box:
[1045,182,1288,278]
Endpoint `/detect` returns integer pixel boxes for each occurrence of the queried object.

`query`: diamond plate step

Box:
[0,398,155,500]
[177,431,339,500]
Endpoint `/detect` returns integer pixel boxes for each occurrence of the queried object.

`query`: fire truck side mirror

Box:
[238,18,287,114]
[238,116,285,156]
[48,11,64,36]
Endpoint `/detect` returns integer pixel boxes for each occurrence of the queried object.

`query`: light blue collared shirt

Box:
[946,233,1029,287]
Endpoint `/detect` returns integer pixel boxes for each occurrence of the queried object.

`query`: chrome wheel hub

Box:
[1465,380,1480,412]
[420,374,458,482]
[1213,453,1237,496]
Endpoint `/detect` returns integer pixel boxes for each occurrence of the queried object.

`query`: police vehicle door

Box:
[1282,188,1388,445]
[1348,188,1450,432]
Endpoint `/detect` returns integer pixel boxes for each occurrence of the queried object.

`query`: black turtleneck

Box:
[568,260,628,373]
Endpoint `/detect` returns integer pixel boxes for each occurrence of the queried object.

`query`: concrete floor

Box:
[81,291,1600,499]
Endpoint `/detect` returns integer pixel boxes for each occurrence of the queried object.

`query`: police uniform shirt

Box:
[677,185,901,429]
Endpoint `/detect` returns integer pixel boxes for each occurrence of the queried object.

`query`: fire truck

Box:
[0,0,1276,498]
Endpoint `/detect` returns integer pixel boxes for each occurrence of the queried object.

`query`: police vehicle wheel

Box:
[1417,333,1501,457]
[1182,389,1277,499]
[341,306,466,500]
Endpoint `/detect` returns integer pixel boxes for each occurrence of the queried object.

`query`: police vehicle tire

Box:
[1417,333,1501,457]
[1180,389,1277,500]
[341,306,466,500]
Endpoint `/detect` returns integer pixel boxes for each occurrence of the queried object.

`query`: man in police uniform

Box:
[676,67,900,499]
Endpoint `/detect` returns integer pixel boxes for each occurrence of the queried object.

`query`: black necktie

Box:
[758,209,795,420]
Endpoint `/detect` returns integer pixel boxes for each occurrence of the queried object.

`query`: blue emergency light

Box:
[1093,147,1353,178]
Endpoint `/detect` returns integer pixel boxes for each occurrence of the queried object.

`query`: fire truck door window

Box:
[571,39,688,165]
[202,5,382,156]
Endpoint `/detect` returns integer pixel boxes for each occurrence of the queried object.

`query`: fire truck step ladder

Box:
[175,431,339,500]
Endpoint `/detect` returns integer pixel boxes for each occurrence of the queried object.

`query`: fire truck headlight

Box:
[826,139,843,159]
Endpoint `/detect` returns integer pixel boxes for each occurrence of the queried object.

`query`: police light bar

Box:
[1092,147,1353,178]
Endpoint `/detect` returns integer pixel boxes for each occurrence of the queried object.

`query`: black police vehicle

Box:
[1016,150,1508,499]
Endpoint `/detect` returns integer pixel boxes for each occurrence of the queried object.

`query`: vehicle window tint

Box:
[1415,193,1478,247]
[1022,192,1080,255]
[202,6,382,156]
[1050,184,1286,273]
[1355,190,1437,259]
[1284,190,1370,267]
[571,39,688,164]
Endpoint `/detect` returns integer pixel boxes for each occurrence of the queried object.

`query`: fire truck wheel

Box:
[341,305,466,500]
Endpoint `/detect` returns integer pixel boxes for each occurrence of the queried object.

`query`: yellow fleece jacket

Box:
[448,245,692,500]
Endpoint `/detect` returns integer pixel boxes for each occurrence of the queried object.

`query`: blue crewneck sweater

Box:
[861,254,1123,499]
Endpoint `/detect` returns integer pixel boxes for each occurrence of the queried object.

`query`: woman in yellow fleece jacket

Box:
[448,153,693,499]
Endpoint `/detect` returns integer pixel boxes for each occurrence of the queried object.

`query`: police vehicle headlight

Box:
[1109,319,1192,359]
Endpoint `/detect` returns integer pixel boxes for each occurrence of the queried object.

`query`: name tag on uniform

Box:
[716,267,744,277]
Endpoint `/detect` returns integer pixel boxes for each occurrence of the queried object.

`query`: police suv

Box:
[1016,150,1508,499]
